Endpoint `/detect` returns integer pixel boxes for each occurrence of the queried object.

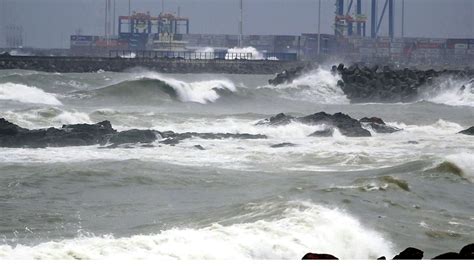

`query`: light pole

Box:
[401,0,405,37]
[317,0,321,56]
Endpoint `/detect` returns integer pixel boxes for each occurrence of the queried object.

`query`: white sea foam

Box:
[445,152,474,182]
[422,78,474,107]
[0,201,394,259]
[0,83,62,105]
[195,47,215,53]
[1,107,92,128]
[226,46,264,60]
[260,68,349,104]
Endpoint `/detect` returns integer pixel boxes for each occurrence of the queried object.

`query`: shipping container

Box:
[376,42,390,48]
[416,42,442,49]
[454,43,468,49]
[429,38,445,44]
[454,49,466,55]
[390,42,403,48]
[390,48,402,54]
[467,49,474,55]
[359,47,375,55]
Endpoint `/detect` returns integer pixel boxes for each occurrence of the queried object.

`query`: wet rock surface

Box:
[0,119,266,148]
[257,112,382,137]
[459,126,474,135]
[302,243,474,260]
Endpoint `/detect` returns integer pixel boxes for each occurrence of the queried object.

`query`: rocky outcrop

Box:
[302,243,474,260]
[269,64,474,103]
[268,66,305,86]
[393,247,424,260]
[359,117,401,134]
[0,118,267,148]
[459,126,474,135]
[257,112,384,137]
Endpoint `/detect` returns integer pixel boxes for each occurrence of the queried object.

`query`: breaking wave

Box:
[257,68,349,104]
[76,73,236,104]
[0,201,394,259]
[0,107,92,128]
[0,82,62,105]
[421,78,474,107]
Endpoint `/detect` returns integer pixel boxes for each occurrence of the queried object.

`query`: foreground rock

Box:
[269,64,474,103]
[302,243,474,260]
[0,118,266,148]
[459,126,474,135]
[256,112,400,137]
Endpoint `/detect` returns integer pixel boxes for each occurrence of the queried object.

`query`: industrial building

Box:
[67,0,474,65]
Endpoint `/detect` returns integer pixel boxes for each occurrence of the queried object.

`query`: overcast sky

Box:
[1,0,473,48]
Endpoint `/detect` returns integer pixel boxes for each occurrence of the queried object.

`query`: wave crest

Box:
[78,73,236,104]
[0,82,62,105]
[0,201,393,259]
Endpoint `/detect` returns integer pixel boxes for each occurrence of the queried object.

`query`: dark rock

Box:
[309,128,334,137]
[377,256,386,260]
[302,253,339,260]
[298,112,371,137]
[270,142,296,148]
[360,117,386,125]
[459,126,474,135]
[393,247,424,260]
[459,243,474,259]
[159,138,181,146]
[359,117,400,134]
[432,252,462,260]
[407,141,419,144]
[257,112,371,137]
[255,113,295,126]
[0,119,267,148]
[108,129,158,145]
[194,144,205,150]
[0,118,27,135]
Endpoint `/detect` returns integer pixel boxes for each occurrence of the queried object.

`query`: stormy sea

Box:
[0,67,473,259]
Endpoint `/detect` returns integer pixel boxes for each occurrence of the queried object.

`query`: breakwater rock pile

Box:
[0,54,303,74]
[269,64,474,103]
[302,243,474,260]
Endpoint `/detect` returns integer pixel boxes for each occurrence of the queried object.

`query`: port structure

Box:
[335,0,394,39]
[118,11,189,36]
[334,0,367,37]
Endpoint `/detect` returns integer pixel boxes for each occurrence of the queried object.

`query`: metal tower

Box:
[334,0,367,37]
[370,0,395,39]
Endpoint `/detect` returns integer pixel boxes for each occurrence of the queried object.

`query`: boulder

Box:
[459,126,474,135]
[302,253,339,260]
[309,128,334,137]
[108,129,158,145]
[255,113,295,126]
[432,252,462,260]
[298,112,371,137]
[270,142,297,148]
[359,117,400,134]
[257,112,372,137]
[393,247,424,260]
[459,243,474,259]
